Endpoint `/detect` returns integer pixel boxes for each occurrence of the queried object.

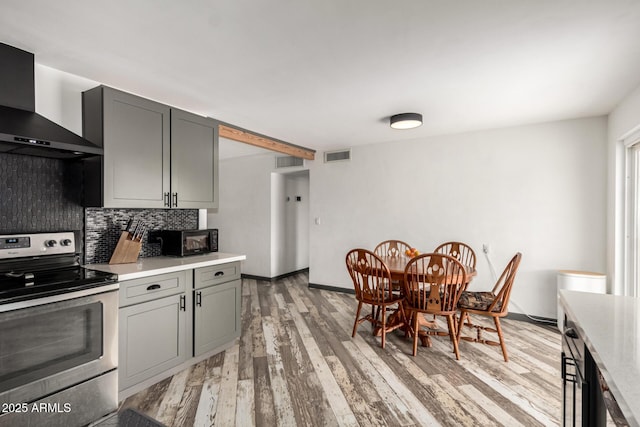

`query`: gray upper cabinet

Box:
[82,86,218,209]
[170,108,219,209]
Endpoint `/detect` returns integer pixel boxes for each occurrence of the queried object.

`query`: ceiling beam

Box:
[218,123,315,160]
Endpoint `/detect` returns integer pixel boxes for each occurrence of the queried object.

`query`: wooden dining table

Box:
[378,255,477,347]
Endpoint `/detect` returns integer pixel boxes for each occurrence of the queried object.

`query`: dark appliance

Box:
[0,43,103,159]
[561,314,607,427]
[0,232,118,427]
[159,228,218,257]
[562,315,587,426]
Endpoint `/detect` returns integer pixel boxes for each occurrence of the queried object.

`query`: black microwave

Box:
[159,229,218,257]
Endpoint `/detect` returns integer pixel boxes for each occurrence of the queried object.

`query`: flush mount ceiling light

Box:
[390,112,423,130]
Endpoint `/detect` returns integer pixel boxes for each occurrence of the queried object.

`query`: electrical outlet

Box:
[482,244,490,254]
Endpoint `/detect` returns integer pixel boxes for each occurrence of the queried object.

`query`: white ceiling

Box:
[2,0,640,154]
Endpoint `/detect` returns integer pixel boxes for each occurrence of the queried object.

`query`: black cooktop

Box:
[0,265,118,305]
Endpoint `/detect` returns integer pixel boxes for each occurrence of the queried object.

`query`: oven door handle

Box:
[0,283,119,313]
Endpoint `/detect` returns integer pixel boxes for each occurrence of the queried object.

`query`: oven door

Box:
[0,286,118,405]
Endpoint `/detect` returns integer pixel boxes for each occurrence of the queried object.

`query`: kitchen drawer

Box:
[119,271,188,307]
[194,262,241,289]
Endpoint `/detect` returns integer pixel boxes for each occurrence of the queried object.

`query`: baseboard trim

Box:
[308,283,355,294]
[241,268,309,282]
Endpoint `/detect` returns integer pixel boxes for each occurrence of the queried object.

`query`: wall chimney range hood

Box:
[0,43,102,159]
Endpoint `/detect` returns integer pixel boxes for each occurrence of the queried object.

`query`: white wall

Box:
[269,169,311,277]
[34,64,98,133]
[271,172,286,276]
[608,82,640,295]
[208,153,273,277]
[281,171,310,274]
[308,117,607,318]
[209,153,310,278]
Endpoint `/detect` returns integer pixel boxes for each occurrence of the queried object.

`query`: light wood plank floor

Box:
[121,272,562,426]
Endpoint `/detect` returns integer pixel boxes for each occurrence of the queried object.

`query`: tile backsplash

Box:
[85,208,199,264]
[0,153,84,234]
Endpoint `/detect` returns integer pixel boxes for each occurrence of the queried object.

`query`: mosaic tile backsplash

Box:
[0,153,84,235]
[85,208,199,264]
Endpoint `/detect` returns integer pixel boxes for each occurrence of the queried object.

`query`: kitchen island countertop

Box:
[85,252,246,281]
[559,290,640,426]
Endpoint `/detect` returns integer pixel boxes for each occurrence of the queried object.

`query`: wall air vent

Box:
[275,155,304,169]
[324,149,351,163]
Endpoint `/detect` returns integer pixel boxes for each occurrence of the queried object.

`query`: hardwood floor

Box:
[121,272,562,426]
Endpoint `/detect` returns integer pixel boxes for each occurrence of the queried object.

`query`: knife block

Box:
[109,231,142,264]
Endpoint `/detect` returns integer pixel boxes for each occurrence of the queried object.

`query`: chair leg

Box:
[371,305,377,334]
[401,304,411,339]
[381,305,387,349]
[399,304,408,330]
[456,310,466,343]
[412,311,420,356]
[494,317,508,362]
[447,314,460,360]
[463,311,469,326]
[352,301,363,338]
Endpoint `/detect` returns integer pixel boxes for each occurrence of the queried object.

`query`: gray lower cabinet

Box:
[194,279,241,356]
[193,262,242,356]
[118,271,189,392]
[82,86,219,209]
[117,262,242,394]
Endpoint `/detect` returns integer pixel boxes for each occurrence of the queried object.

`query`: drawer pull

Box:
[215,271,224,277]
[146,284,161,291]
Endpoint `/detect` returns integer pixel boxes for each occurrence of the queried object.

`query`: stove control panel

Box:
[0,236,30,250]
[0,232,76,259]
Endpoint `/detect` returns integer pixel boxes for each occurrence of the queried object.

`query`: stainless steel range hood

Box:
[0,43,102,159]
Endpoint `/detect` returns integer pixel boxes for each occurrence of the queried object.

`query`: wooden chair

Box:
[433,241,477,270]
[456,252,522,362]
[403,253,467,359]
[374,240,413,258]
[345,249,407,349]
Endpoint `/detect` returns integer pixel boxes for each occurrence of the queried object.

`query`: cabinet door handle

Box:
[214,271,224,277]
[180,295,186,311]
[164,192,171,207]
[196,291,202,307]
[146,284,161,291]
[172,192,178,207]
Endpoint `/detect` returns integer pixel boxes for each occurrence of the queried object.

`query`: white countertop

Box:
[559,290,640,426]
[84,252,246,281]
